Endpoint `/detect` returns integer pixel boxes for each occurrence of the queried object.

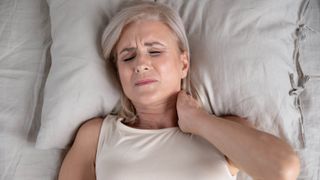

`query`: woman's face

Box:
[115,20,189,106]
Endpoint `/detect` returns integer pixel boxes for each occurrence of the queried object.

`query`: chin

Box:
[132,95,161,106]
[130,92,179,107]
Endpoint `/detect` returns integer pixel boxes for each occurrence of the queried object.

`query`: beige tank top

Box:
[96,115,236,180]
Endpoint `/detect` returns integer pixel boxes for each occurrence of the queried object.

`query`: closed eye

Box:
[149,51,161,57]
[123,55,135,61]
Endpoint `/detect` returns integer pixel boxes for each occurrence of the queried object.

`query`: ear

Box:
[180,51,189,79]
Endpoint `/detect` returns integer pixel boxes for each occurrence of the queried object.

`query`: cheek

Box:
[158,58,182,85]
[117,65,131,88]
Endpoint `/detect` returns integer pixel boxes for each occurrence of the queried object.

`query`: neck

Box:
[131,95,179,129]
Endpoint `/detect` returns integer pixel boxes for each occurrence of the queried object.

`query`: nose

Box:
[135,64,150,73]
[134,54,151,73]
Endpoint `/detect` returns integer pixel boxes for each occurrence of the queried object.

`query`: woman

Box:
[58,2,300,180]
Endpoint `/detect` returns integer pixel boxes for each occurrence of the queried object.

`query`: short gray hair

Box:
[101,1,202,123]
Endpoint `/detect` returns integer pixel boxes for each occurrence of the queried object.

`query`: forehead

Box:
[116,20,178,50]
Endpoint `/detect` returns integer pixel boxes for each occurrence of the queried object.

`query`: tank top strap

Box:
[95,114,119,160]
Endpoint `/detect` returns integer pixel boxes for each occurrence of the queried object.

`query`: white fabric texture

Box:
[96,115,236,180]
[295,0,320,179]
[160,0,307,151]
[0,0,64,179]
[36,0,150,149]
[299,0,320,150]
[37,0,307,150]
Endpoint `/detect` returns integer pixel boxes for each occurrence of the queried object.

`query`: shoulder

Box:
[72,117,105,162]
[75,117,104,146]
[58,117,105,180]
[72,117,105,156]
[78,117,104,136]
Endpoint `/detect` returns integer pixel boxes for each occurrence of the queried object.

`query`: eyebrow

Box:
[119,47,135,55]
[144,41,165,47]
[119,41,166,55]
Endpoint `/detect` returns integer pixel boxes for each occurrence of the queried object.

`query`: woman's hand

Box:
[176,90,209,134]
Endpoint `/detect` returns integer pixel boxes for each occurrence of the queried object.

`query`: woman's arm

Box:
[177,91,300,180]
[58,118,103,180]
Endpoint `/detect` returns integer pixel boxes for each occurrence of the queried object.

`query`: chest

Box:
[96,132,234,180]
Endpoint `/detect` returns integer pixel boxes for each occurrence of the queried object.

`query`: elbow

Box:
[275,152,300,180]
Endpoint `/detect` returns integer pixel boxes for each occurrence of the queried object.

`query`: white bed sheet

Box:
[0,0,319,180]
[0,0,64,179]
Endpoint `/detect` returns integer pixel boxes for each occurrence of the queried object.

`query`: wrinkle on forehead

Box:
[119,41,166,56]
[116,20,180,55]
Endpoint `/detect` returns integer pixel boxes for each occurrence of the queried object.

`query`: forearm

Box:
[192,113,300,180]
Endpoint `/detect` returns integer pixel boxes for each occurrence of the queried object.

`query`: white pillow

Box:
[37,0,307,149]
[160,0,307,150]
[36,0,123,149]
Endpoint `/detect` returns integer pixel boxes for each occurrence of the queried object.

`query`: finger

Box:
[181,90,192,96]
[178,90,188,98]
[179,90,187,94]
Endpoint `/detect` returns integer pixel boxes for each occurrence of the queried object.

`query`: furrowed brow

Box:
[119,47,135,55]
[119,42,165,55]
[144,41,165,47]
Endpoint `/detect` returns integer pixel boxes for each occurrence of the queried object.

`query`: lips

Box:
[135,79,158,86]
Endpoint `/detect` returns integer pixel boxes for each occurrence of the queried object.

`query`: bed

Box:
[0,0,319,179]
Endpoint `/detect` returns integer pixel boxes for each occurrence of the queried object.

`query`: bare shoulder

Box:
[58,117,105,180]
[74,117,104,148]
[78,117,104,136]
[67,117,105,160]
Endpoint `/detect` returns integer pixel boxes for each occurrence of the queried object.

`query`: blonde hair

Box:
[101,1,202,123]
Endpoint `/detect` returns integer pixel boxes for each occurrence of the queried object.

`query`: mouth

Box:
[135,79,158,86]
